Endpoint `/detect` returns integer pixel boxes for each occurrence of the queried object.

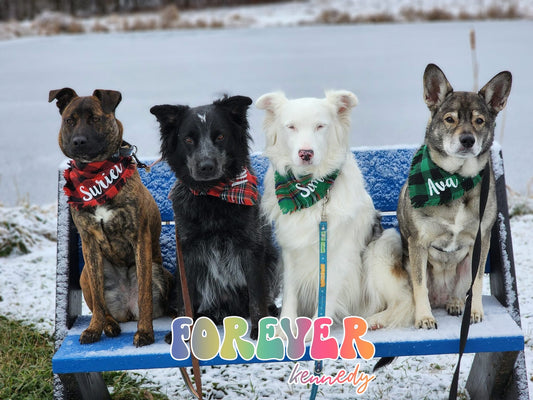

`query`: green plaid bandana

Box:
[408,145,483,208]
[275,169,339,214]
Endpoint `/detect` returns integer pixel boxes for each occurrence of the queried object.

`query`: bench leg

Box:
[466,350,528,399]
[55,372,111,400]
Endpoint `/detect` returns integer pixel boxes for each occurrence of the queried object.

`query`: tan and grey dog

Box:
[397,64,512,329]
[50,88,173,346]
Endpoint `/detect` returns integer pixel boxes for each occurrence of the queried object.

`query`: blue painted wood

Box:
[58,146,515,376]
[52,296,524,374]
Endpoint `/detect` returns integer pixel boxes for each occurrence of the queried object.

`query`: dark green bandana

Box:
[408,145,483,208]
[275,170,339,214]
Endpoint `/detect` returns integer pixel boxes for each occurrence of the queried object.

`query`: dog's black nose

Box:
[198,160,216,174]
[460,134,475,149]
[72,136,88,147]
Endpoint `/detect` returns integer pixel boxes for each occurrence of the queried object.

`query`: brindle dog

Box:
[49,88,173,346]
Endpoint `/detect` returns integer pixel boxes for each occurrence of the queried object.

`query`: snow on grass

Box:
[0,200,531,398]
[1,0,532,40]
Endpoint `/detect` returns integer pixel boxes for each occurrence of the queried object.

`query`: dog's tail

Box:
[363,228,414,329]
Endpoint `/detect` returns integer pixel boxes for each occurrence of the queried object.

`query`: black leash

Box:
[448,162,490,400]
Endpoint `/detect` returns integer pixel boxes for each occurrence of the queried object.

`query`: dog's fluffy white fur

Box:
[256,90,413,331]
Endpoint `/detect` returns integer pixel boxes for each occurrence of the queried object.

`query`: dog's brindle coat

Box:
[397,64,512,329]
[49,88,173,346]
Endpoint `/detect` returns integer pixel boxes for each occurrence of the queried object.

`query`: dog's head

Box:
[423,64,511,162]
[49,88,123,163]
[256,90,358,177]
[151,95,253,188]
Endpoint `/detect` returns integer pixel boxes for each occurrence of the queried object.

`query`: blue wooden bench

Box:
[53,145,527,400]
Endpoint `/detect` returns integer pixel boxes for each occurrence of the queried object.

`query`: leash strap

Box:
[448,163,490,400]
[175,226,203,400]
[310,197,329,400]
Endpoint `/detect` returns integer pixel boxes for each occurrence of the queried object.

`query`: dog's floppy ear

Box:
[48,88,78,115]
[423,64,453,111]
[256,92,288,148]
[479,71,512,115]
[213,95,252,119]
[92,89,122,114]
[255,91,287,114]
[325,90,358,116]
[150,104,190,127]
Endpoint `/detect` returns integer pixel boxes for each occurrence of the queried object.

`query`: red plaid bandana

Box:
[63,157,136,210]
[190,167,258,206]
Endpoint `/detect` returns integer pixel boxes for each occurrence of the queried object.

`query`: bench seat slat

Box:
[52,295,523,374]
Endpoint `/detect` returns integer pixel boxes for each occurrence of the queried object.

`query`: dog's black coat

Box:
[151,96,279,339]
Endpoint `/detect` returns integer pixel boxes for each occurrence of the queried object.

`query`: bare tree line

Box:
[0,0,285,21]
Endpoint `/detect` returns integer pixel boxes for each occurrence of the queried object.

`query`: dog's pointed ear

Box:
[423,64,453,110]
[92,89,122,114]
[48,88,78,115]
[214,95,252,126]
[325,90,358,115]
[479,71,512,115]
[150,104,190,127]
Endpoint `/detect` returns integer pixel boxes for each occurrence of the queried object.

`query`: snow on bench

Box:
[53,146,527,400]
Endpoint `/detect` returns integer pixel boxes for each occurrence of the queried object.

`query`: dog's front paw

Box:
[250,326,259,341]
[415,316,437,329]
[164,331,172,344]
[470,308,484,324]
[79,328,102,344]
[104,319,121,338]
[134,330,155,347]
[446,298,465,316]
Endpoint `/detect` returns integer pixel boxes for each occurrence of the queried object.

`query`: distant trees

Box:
[0,0,285,21]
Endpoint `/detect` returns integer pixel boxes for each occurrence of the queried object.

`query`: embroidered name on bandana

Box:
[408,145,483,208]
[63,157,136,210]
[275,170,339,214]
[190,167,258,206]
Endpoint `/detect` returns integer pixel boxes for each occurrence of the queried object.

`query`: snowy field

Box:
[1,2,533,398]
[1,20,533,206]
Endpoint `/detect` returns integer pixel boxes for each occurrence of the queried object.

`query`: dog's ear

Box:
[255,91,287,114]
[150,104,190,127]
[92,90,122,114]
[214,95,252,126]
[479,71,512,115]
[256,92,288,148]
[48,88,78,115]
[325,90,358,115]
[423,64,453,110]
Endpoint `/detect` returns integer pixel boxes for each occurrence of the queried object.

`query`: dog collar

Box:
[274,169,339,214]
[63,156,136,210]
[189,167,259,206]
[408,145,483,208]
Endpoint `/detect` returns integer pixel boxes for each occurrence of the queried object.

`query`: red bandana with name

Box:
[190,167,258,206]
[63,157,136,210]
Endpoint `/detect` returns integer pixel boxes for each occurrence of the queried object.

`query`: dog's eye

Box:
[445,116,456,124]
[474,117,485,125]
[215,134,224,142]
[316,124,325,130]
[91,116,100,123]
[184,137,194,145]
[65,118,75,126]
[286,124,296,131]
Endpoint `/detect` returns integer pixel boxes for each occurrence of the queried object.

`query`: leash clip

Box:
[321,190,330,222]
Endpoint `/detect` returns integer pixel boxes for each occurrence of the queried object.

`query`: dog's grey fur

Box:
[397,64,512,329]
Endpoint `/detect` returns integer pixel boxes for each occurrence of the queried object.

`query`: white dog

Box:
[256,90,414,333]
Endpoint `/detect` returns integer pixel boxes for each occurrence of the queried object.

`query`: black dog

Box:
[150,95,279,339]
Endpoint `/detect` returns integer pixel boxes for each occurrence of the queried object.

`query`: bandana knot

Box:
[190,167,258,206]
[63,156,136,210]
[408,145,483,208]
[274,169,339,214]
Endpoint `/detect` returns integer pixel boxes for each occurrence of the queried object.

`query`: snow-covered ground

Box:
[1,20,533,206]
[0,196,532,399]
